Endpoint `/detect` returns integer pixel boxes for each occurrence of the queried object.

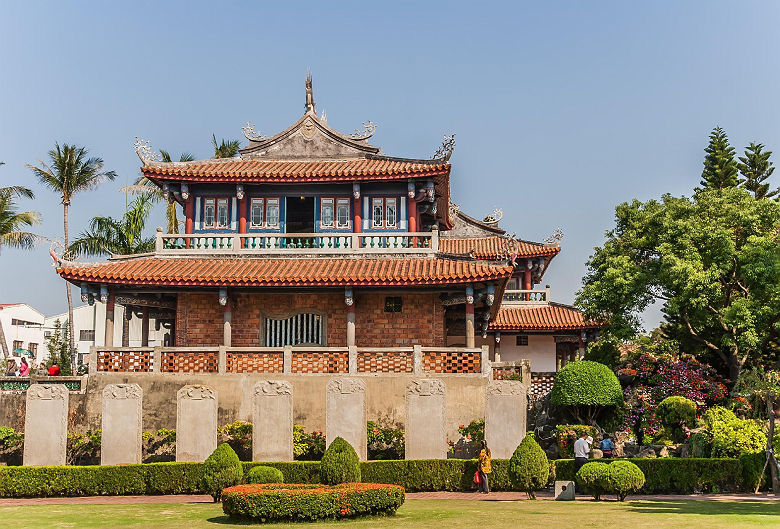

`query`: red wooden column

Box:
[353,186,361,248]
[184,197,194,249]
[141,307,150,347]
[238,197,247,248]
[523,261,532,301]
[408,198,418,247]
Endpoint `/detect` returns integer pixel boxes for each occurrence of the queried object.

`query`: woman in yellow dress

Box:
[477,440,492,494]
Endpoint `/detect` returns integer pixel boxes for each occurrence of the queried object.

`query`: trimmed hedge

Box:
[360,459,512,492]
[203,443,243,501]
[576,460,645,501]
[246,465,284,484]
[320,437,361,485]
[554,458,743,494]
[222,483,404,522]
[550,361,623,407]
[508,435,549,497]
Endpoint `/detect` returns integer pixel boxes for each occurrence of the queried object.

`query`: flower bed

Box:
[221,482,405,522]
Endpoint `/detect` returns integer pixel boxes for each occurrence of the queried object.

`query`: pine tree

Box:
[700,127,739,190]
[738,142,778,199]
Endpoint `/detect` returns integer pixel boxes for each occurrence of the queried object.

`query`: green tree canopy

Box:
[212,135,240,159]
[738,142,778,199]
[577,187,780,382]
[700,127,739,190]
[68,194,156,257]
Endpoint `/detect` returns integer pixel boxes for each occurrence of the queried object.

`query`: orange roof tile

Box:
[439,237,560,259]
[141,157,450,182]
[58,256,513,288]
[489,303,598,331]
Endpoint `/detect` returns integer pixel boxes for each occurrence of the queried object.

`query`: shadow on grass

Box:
[627,500,780,517]
[206,515,257,526]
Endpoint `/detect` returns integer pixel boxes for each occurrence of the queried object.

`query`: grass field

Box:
[1,499,778,528]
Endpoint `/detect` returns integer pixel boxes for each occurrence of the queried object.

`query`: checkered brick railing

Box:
[357,349,414,373]
[96,348,154,372]
[226,351,284,373]
[291,350,349,374]
[422,350,481,374]
[492,366,524,381]
[161,350,219,373]
[530,372,556,398]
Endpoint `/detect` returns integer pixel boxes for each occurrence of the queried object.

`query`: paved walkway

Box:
[0,492,777,506]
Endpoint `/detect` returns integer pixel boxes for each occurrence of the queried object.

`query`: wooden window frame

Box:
[320,197,351,230]
[371,197,398,229]
[249,197,280,229]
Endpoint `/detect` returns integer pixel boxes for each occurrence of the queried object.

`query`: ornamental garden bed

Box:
[221,483,405,523]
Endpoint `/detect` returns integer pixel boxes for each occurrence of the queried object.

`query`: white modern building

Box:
[0,303,46,364]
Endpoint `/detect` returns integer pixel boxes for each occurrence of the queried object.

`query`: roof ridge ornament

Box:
[305,72,316,115]
[483,208,503,226]
[242,122,265,142]
[134,137,160,164]
[544,228,564,246]
[350,120,377,140]
[432,134,455,161]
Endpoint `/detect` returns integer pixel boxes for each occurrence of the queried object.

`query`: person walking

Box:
[599,434,615,458]
[18,357,30,377]
[477,439,492,494]
[573,430,592,493]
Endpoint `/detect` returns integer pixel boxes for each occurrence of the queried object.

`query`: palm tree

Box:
[27,144,116,367]
[212,134,241,158]
[123,150,195,233]
[68,194,156,347]
[0,162,41,360]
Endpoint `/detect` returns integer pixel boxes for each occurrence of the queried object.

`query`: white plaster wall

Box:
[0,304,45,363]
[470,334,558,372]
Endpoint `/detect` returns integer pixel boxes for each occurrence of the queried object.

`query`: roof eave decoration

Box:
[431,134,455,162]
[134,137,160,165]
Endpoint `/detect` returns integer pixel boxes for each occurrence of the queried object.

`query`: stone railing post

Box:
[218,346,227,374]
[232,234,241,251]
[413,345,423,374]
[283,346,292,374]
[89,345,98,374]
[430,227,439,251]
[481,345,491,377]
[348,346,358,374]
[155,229,163,253]
[153,346,162,373]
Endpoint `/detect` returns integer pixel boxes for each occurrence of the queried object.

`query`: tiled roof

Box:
[58,256,513,287]
[439,237,560,259]
[489,303,598,331]
[141,157,450,182]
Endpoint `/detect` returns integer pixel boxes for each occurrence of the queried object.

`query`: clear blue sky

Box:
[2,1,779,328]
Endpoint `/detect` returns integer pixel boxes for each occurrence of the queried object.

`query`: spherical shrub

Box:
[550,361,623,407]
[657,396,696,441]
[575,462,609,500]
[605,460,645,501]
[508,434,549,498]
[320,437,361,485]
[203,442,244,501]
[246,465,284,484]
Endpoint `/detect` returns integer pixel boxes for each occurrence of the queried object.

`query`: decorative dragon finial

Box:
[133,137,160,164]
[305,72,315,114]
[483,208,503,225]
[432,134,455,161]
[545,228,564,246]
[448,201,461,220]
[242,122,265,141]
[350,120,377,140]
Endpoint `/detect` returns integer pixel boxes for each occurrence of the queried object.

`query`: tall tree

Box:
[700,127,739,190]
[122,150,195,233]
[27,144,116,370]
[577,187,780,383]
[0,162,41,360]
[738,142,778,199]
[212,134,240,159]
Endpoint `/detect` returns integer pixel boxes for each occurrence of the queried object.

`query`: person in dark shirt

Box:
[600,434,615,458]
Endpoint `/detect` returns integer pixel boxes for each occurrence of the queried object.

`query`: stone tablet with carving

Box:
[253,380,293,461]
[405,379,446,460]
[485,381,527,458]
[176,385,218,462]
[325,378,366,460]
[101,384,143,465]
[23,384,69,466]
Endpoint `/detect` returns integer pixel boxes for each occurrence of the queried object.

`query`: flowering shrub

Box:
[293,424,326,460]
[555,425,597,459]
[218,421,252,459]
[617,353,727,442]
[367,421,404,460]
[221,482,405,522]
[447,419,484,458]
[67,430,101,465]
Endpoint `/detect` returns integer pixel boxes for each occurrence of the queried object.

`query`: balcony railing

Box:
[155,231,438,254]
[89,345,490,376]
[502,287,550,305]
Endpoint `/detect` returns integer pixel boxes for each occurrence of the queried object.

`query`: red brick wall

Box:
[175,291,445,347]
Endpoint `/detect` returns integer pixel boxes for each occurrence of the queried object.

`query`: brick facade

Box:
[174,291,446,347]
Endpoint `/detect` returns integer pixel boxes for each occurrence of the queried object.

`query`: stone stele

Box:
[325,378,366,460]
[176,385,217,462]
[101,384,143,465]
[252,380,293,462]
[405,378,446,460]
[23,384,69,466]
[485,381,527,459]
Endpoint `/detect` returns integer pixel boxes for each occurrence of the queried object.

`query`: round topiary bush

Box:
[657,396,696,442]
[222,483,404,522]
[320,437,361,485]
[246,465,284,484]
[508,434,549,498]
[605,460,645,501]
[575,462,609,500]
[203,443,244,502]
[550,361,623,424]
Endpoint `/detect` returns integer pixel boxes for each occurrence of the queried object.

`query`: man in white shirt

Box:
[573,431,593,493]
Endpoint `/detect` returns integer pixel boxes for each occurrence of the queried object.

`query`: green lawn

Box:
[1,499,778,528]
